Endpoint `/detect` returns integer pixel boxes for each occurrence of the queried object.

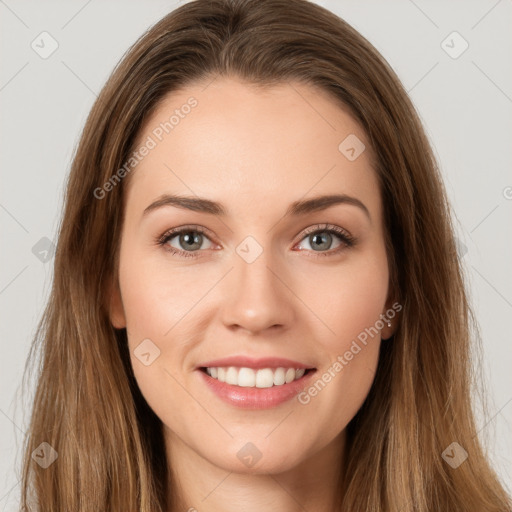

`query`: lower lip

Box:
[197,369,317,409]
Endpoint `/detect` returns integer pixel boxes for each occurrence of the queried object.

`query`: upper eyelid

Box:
[159,224,214,244]
[300,223,351,238]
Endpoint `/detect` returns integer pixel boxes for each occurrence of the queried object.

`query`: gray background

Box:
[1,0,511,508]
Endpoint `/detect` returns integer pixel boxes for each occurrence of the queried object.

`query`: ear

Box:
[107,275,126,329]
[380,295,400,341]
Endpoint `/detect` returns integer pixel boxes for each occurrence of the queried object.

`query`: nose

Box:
[219,245,295,335]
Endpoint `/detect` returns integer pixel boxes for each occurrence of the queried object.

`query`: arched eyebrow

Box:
[286,194,371,222]
[143,193,371,222]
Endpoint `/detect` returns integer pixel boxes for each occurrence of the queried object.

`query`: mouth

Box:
[199,366,316,388]
[195,355,318,408]
[197,365,318,409]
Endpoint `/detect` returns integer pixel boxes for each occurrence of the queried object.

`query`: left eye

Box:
[296,229,346,253]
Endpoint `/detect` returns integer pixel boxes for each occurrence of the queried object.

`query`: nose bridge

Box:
[220,236,293,333]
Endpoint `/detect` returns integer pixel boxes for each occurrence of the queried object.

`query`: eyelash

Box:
[155,223,357,259]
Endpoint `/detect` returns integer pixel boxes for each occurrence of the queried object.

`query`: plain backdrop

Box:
[1,0,511,508]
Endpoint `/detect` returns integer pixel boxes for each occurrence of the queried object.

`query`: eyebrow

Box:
[143,193,371,221]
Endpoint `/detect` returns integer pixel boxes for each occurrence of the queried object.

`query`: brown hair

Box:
[19,0,511,510]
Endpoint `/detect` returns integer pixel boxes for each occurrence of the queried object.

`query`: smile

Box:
[201,366,313,388]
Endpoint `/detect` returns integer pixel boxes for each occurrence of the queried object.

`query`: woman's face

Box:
[109,77,394,474]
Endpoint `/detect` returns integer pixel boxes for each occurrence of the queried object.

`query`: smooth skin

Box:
[109,77,396,511]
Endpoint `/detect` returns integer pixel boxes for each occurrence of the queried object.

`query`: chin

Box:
[206,439,306,475]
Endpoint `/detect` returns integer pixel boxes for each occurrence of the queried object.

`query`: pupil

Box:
[311,232,331,251]
[181,232,201,250]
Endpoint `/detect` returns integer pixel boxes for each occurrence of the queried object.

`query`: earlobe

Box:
[380,318,394,341]
[107,276,126,329]
[381,296,400,341]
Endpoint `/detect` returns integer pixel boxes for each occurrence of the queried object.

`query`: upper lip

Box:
[196,356,316,370]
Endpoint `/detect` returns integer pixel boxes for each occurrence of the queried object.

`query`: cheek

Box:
[118,248,200,340]
[296,249,389,350]
[117,249,210,417]
[298,312,382,444]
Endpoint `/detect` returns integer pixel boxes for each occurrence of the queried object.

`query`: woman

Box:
[19,0,512,510]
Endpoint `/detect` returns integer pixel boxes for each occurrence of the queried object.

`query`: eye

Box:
[157,225,215,258]
[294,223,357,257]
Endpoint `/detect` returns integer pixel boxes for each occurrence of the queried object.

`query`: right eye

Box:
[157,226,216,258]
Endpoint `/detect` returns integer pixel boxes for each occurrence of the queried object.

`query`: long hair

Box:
[19,0,511,510]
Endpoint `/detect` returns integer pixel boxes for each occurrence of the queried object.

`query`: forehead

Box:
[125,77,381,222]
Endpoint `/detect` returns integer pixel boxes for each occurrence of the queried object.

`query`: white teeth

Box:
[226,367,238,385]
[204,366,309,388]
[285,368,296,383]
[273,367,285,386]
[238,367,255,387]
[255,368,274,388]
